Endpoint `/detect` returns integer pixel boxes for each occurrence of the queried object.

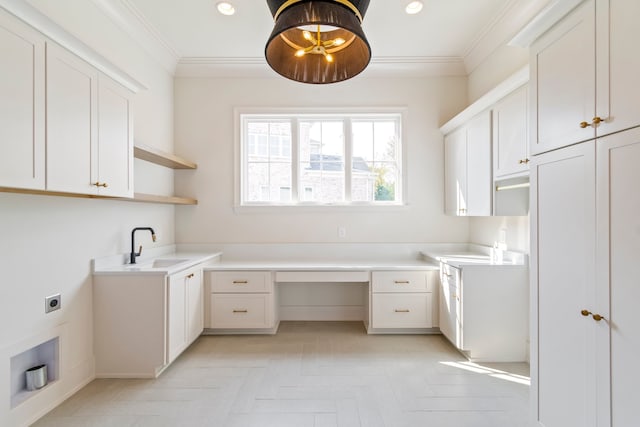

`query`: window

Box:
[239,110,403,206]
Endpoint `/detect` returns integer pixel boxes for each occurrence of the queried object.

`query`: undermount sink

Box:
[124,258,189,269]
[150,258,189,268]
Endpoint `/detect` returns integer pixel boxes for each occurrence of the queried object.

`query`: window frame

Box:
[234,107,408,211]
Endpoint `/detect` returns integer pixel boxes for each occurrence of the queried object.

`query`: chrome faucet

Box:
[130,227,156,264]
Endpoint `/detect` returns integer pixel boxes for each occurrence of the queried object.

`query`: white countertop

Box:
[93,251,222,275]
[421,244,527,268]
[204,259,439,271]
[92,243,525,275]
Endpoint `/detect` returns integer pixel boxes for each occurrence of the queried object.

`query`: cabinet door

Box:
[530,0,596,155]
[596,0,640,137]
[167,273,187,363]
[186,269,204,344]
[465,111,492,216]
[493,85,529,178]
[596,128,640,427]
[97,75,133,197]
[0,11,45,190]
[530,142,596,427]
[46,42,98,194]
[438,264,460,347]
[444,127,466,215]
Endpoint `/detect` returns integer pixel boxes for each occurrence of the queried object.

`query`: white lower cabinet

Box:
[370,271,436,329]
[93,264,204,378]
[167,266,203,363]
[207,271,276,331]
[438,261,528,362]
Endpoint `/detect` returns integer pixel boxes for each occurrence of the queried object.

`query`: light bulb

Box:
[405,1,423,15]
[325,54,334,63]
[295,49,306,57]
[333,38,345,46]
[302,30,313,41]
[216,2,235,16]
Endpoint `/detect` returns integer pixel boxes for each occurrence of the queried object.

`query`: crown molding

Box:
[175,56,467,78]
[463,0,551,74]
[91,0,180,74]
[0,0,146,92]
[508,0,585,47]
[440,65,529,134]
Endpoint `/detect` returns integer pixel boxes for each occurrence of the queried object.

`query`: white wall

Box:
[0,2,175,425]
[466,41,531,253]
[174,75,471,244]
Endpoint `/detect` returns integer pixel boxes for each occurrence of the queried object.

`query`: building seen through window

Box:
[242,112,402,206]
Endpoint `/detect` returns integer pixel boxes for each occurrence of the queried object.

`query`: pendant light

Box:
[265,0,371,84]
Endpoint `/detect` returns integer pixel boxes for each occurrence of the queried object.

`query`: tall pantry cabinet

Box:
[529,0,640,426]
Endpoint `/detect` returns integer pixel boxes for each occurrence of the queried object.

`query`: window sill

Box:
[233,203,409,214]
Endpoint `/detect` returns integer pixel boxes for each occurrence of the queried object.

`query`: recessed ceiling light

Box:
[405,1,424,15]
[216,2,235,16]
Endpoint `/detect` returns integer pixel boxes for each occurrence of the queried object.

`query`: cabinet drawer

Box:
[371,294,432,328]
[371,271,433,293]
[210,294,273,329]
[209,271,272,293]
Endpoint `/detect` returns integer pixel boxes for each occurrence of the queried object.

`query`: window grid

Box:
[241,113,402,206]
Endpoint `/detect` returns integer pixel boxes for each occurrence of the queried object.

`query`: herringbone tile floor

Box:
[33,322,529,426]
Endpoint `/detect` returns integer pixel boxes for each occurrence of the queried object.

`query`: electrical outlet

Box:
[499,228,507,244]
[338,226,347,238]
[45,294,61,313]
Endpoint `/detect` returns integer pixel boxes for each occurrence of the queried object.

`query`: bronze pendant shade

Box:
[265,0,371,84]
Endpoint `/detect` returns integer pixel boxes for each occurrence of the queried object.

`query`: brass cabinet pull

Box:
[233,309,248,313]
[581,309,605,321]
[394,309,410,313]
[186,273,195,279]
[93,181,108,187]
[232,280,248,284]
[394,280,410,284]
[518,158,530,164]
[580,117,604,128]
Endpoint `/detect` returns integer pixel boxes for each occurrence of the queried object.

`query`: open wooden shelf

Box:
[131,193,197,205]
[134,143,197,169]
[0,188,197,205]
[133,143,198,205]
[1,144,199,205]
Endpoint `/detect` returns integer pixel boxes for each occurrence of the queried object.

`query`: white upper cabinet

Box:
[97,75,133,198]
[596,0,640,137]
[493,85,529,179]
[444,127,467,216]
[530,0,595,154]
[444,111,492,216]
[0,10,134,198]
[46,43,133,197]
[46,42,98,195]
[0,11,45,190]
[531,0,640,155]
[465,111,492,216]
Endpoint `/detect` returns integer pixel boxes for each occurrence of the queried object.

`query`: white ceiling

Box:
[91,0,549,77]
